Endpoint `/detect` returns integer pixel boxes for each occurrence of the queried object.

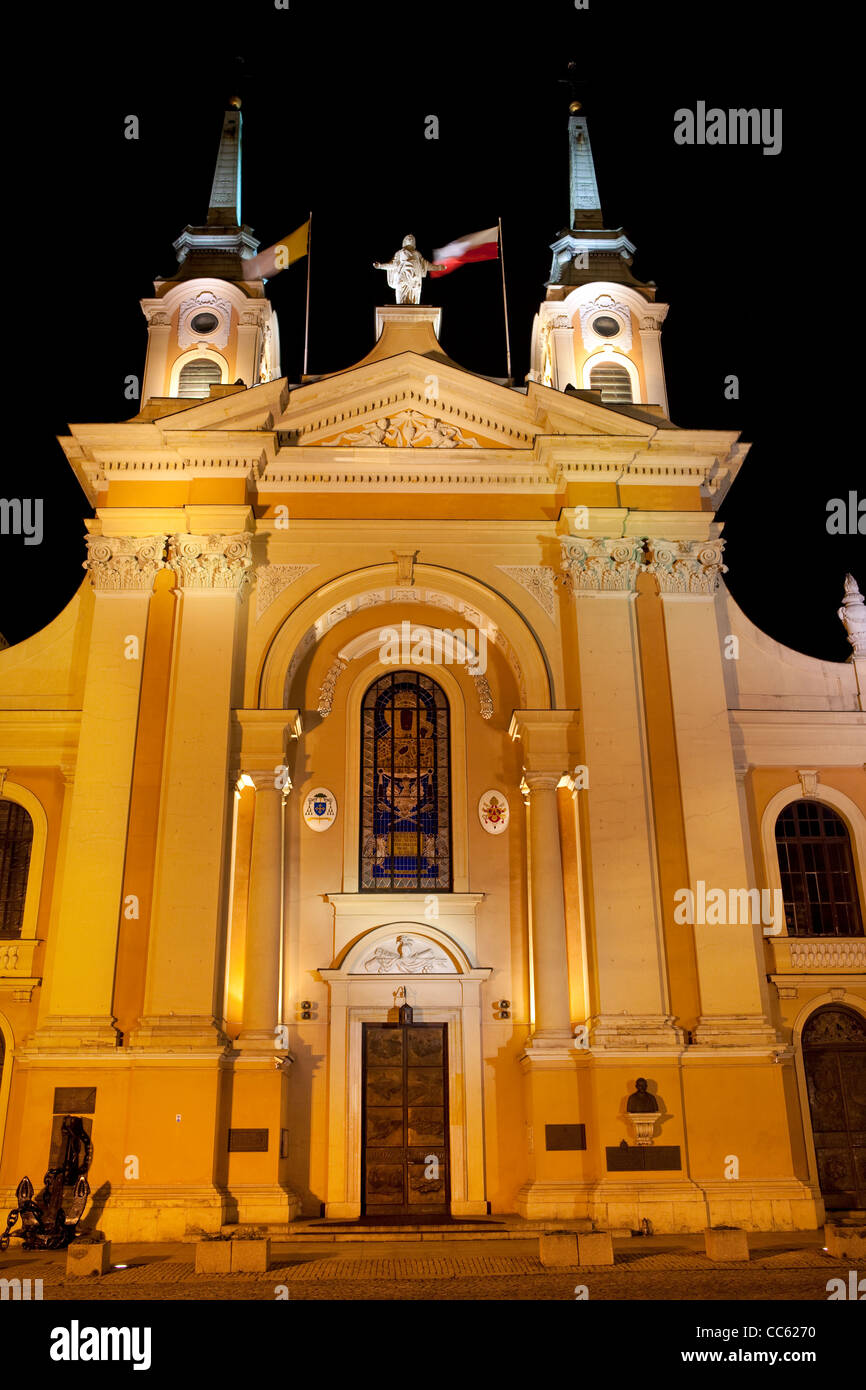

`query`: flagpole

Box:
[303,210,312,378]
[498,216,512,383]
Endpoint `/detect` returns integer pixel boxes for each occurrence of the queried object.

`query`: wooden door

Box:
[802,1007,866,1211]
[362,1022,449,1219]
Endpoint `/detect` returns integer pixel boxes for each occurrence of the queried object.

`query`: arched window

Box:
[360,671,451,891]
[775,801,864,936]
[589,361,633,404]
[177,357,223,399]
[0,799,34,937]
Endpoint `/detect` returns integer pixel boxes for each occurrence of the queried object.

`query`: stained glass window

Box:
[775,801,864,936]
[360,671,451,892]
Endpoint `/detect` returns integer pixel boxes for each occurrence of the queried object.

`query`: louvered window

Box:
[0,800,33,936]
[177,358,222,399]
[589,363,633,403]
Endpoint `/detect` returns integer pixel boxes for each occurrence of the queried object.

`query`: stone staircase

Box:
[219,1215,597,1243]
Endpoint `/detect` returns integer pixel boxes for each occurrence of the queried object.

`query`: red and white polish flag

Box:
[431,225,499,276]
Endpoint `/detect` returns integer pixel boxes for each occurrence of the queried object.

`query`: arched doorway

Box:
[802,1006,866,1211]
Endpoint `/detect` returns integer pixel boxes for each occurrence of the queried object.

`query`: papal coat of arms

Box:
[303,786,337,832]
[478,790,509,835]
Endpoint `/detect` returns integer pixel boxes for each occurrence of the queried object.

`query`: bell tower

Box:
[529,97,669,415]
[138,100,281,406]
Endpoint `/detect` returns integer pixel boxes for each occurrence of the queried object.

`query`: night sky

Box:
[2,3,859,663]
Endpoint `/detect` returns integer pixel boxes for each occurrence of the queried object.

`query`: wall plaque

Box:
[545,1124,586,1151]
[53,1087,96,1115]
[606,1145,681,1172]
[228,1128,269,1153]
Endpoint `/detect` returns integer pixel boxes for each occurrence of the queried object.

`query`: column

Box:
[509,713,580,1048]
[237,772,286,1048]
[646,538,775,1046]
[235,315,263,386]
[525,772,573,1043]
[638,306,669,414]
[510,711,583,1219]
[131,524,252,1049]
[141,312,172,402]
[32,533,164,1050]
[552,321,577,390]
[561,536,683,1049]
[226,711,301,1225]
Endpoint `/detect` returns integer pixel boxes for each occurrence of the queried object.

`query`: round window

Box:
[591,314,621,338]
[190,311,219,336]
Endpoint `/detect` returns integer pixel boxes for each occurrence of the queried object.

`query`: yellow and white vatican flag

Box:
[242,218,310,281]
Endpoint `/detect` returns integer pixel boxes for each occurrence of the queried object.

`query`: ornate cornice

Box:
[642,538,727,595]
[167,533,253,592]
[560,537,643,593]
[84,535,166,592]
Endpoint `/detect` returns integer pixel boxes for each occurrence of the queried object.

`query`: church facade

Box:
[1,104,864,1239]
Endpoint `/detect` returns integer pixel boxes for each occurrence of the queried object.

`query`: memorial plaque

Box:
[53,1087,96,1115]
[228,1128,269,1152]
[545,1124,586,1151]
[606,1145,681,1171]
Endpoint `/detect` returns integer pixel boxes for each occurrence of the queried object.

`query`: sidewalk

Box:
[1,1229,855,1301]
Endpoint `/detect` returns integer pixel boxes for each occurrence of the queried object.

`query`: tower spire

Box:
[568,105,603,230]
[166,97,259,283]
[207,98,243,228]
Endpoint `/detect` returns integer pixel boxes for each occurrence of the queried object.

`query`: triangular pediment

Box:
[268,351,664,453]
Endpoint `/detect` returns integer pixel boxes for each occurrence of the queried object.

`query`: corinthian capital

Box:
[560,537,643,593]
[167,533,253,592]
[84,535,166,592]
[643,538,727,595]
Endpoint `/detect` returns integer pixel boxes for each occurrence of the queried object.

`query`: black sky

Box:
[2,2,860,661]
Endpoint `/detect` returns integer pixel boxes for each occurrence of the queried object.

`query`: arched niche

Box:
[252,563,554,711]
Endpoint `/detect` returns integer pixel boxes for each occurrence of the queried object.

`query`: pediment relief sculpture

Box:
[314,410,487,449]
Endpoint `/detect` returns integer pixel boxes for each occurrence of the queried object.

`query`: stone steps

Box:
[219,1216,597,1243]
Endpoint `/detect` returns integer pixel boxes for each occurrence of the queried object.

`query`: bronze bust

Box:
[627,1078,659,1113]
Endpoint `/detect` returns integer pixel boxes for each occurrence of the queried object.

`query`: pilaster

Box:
[644,538,777,1048]
[29,534,164,1052]
[560,537,683,1049]
[130,523,252,1052]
